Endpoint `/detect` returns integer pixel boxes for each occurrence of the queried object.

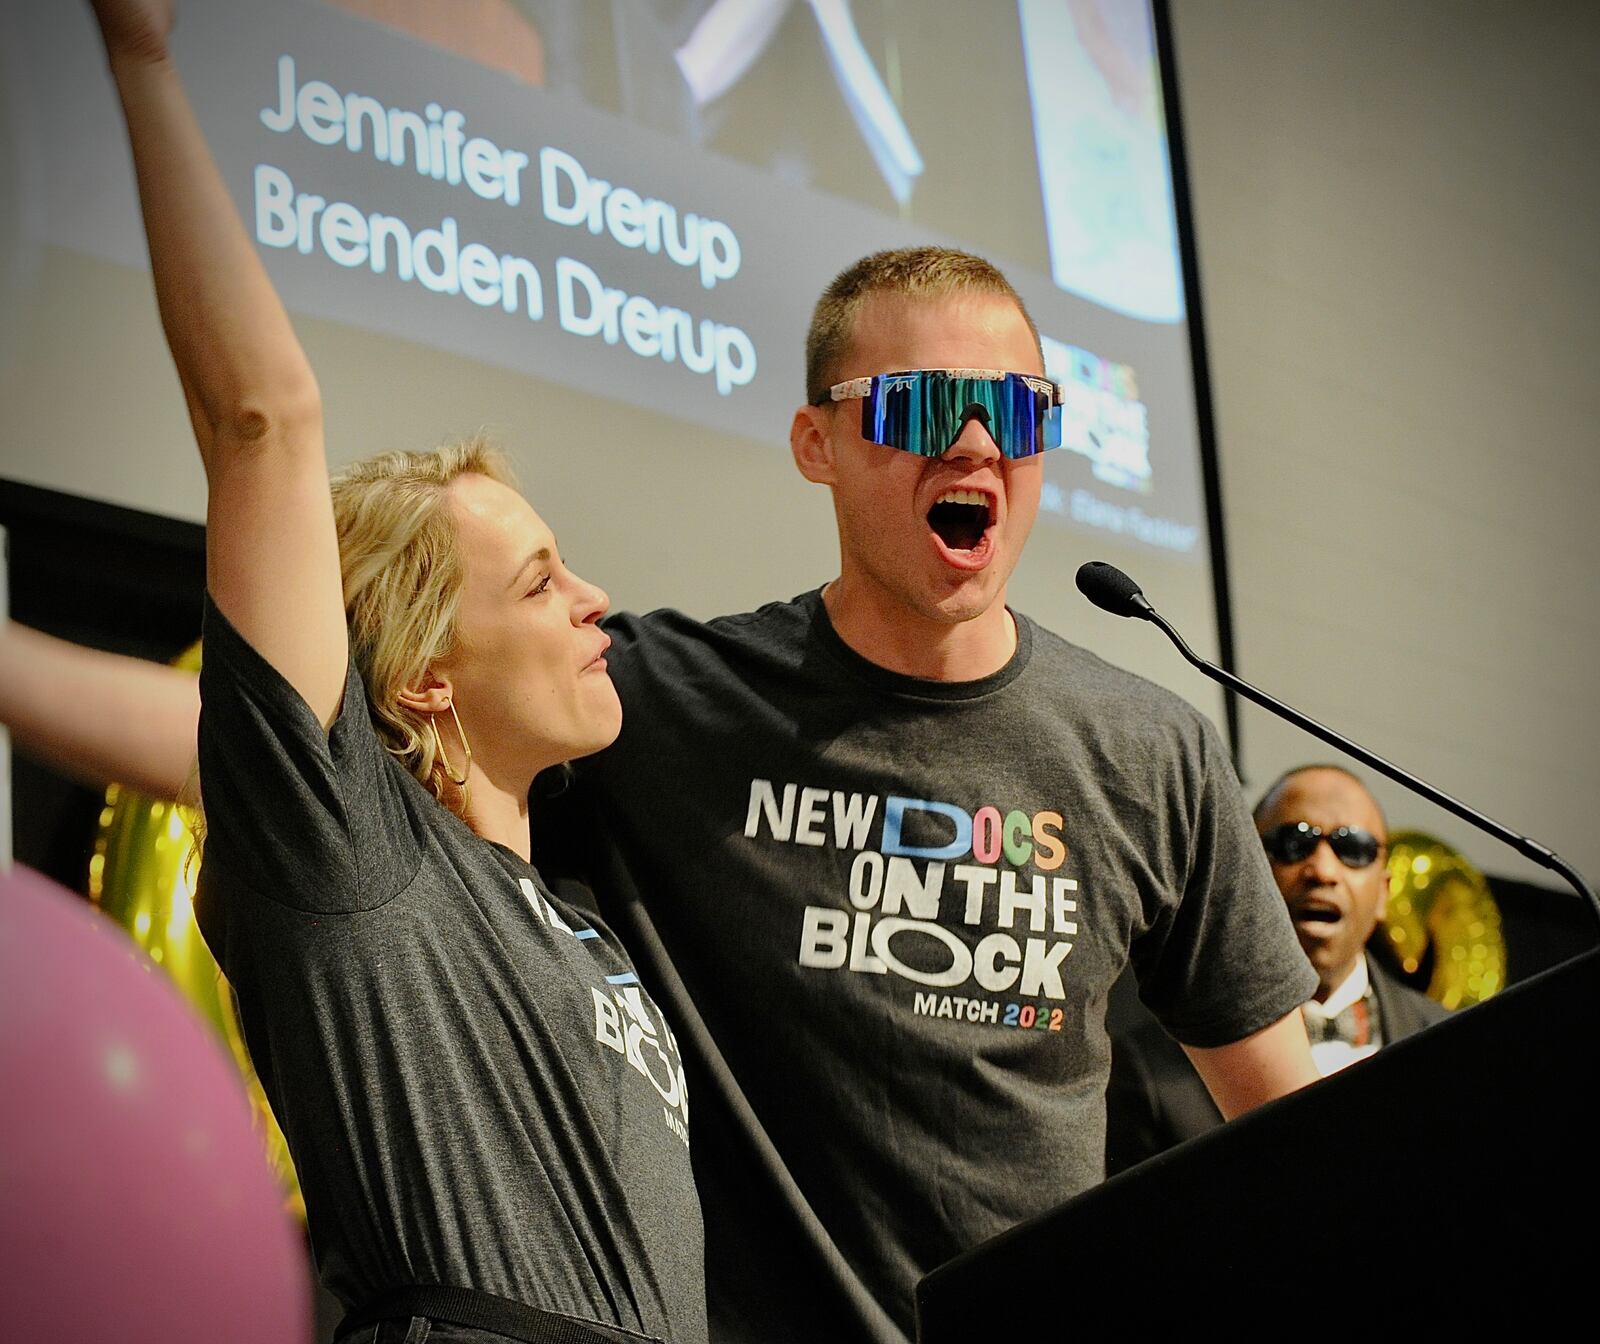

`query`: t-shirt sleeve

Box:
[197,594,420,913]
[1130,716,1319,1047]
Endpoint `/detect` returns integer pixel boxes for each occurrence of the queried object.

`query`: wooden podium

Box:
[916,946,1600,1336]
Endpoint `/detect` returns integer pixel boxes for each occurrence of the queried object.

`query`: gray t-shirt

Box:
[195,597,707,1343]
[534,589,1317,1342]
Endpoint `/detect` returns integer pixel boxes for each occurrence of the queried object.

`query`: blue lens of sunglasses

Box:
[860,371,1062,460]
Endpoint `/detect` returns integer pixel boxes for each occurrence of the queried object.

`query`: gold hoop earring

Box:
[429,700,473,786]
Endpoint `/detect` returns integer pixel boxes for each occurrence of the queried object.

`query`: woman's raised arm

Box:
[91,0,347,726]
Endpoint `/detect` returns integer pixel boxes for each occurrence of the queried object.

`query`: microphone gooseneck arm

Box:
[1078,562,1600,934]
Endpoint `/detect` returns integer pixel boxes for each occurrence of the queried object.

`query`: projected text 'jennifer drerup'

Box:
[256,54,756,398]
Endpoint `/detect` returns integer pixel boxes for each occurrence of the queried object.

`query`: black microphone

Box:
[1074,560,1600,933]
[1074,560,1155,620]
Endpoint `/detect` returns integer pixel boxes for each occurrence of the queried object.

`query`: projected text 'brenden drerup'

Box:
[256,54,756,397]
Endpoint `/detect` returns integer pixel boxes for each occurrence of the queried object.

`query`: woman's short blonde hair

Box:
[331,433,516,808]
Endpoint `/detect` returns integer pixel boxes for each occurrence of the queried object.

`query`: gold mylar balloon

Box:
[87,643,304,1222]
[1380,829,1507,1010]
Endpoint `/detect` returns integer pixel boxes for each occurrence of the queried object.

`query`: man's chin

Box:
[926,567,1011,623]
[1297,932,1342,971]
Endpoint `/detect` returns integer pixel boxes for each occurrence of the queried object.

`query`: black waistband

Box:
[334,1285,665,1344]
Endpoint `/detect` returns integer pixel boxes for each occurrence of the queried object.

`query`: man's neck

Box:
[822,579,1018,682]
[1312,955,1371,1012]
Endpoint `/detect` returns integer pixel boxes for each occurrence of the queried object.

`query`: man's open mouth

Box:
[927,489,993,552]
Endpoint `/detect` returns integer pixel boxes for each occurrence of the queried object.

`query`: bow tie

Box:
[1303,990,1379,1048]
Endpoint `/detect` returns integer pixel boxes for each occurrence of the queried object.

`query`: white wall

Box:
[1169,0,1600,901]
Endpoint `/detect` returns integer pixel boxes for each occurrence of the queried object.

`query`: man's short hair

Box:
[1251,763,1388,835]
[804,246,1044,405]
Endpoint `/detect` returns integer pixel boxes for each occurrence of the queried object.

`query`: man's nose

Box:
[1307,839,1344,881]
[941,407,1001,464]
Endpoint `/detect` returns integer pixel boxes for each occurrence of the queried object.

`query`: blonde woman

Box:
[83,2,705,1341]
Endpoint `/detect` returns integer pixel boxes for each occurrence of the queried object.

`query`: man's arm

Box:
[1182,1009,1320,1121]
[0,620,199,799]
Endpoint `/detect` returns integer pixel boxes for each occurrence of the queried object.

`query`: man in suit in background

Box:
[1106,764,1448,1174]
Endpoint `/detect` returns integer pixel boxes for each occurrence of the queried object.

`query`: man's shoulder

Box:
[1018,611,1217,737]
[1369,956,1451,1035]
[596,594,826,713]
[602,591,818,655]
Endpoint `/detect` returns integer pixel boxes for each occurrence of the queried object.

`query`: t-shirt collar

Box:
[801,587,1033,700]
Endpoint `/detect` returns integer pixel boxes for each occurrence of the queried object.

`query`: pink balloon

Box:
[0,865,311,1343]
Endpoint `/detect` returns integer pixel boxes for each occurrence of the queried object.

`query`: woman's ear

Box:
[396,672,454,715]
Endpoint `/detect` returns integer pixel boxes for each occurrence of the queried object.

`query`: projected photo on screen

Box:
[1,0,1204,560]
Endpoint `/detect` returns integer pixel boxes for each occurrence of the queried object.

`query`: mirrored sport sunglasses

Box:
[1260,821,1383,869]
[818,368,1065,460]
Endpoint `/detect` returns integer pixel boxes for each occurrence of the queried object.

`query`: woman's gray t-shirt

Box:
[195,597,706,1342]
